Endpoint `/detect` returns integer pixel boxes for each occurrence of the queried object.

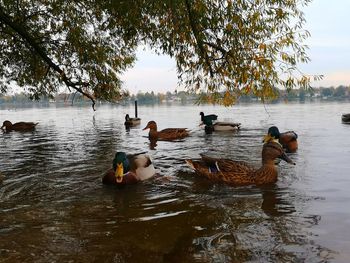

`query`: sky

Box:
[121,0,350,95]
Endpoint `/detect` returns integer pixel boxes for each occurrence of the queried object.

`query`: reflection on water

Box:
[0,102,349,262]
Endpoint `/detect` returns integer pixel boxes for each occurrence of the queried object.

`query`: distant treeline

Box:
[1,85,349,105]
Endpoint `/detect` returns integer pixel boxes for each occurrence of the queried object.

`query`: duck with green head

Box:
[102,152,156,185]
[199,112,218,126]
[199,112,241,133]
[263,126,298,153]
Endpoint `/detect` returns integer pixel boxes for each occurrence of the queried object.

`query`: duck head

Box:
[112,152,129,183]
[1,120,12,130]
[143,121,157,131]
[199,112,204,120]
[125,114,130,121]
[262,141,295,165]
[263,126,281,143]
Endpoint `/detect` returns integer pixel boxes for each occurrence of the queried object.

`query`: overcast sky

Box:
[121,0,350,95]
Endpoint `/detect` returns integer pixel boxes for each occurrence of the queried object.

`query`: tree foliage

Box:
[0,0,317,109]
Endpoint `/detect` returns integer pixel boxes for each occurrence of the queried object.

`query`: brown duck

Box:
[186,141,295,186]
[1,120,38,132]
[142,121,189,141]
[263,126,298,153]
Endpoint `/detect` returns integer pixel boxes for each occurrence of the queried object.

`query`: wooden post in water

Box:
[135,100,138,118]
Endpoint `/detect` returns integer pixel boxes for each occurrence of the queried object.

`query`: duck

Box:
[263,126,298,153]
[342,113,350,124]
[186,140,295,186]
[200,112,218,126]
[142,121,189,141]
[124,114,141,127]
[199,112,241,133]
[204,121,241,134]
[1,120,38,132]
[102,152,156,185]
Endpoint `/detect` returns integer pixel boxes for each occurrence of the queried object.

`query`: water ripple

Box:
[0,103,346,262]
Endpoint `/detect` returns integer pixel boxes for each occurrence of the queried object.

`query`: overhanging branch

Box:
[0,6,96,110]
[184,0,214,77]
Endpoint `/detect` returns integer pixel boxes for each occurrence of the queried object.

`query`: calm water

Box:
[0,102,349,262]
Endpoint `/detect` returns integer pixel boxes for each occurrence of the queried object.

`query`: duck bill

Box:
[142,124,149,131]
[115,164,124,183]
[279,152,295,165]
[0,125,4,130]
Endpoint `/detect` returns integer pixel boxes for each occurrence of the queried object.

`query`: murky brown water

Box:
[1,102,350,262]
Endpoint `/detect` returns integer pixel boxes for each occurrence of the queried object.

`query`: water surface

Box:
[1,102,349,262]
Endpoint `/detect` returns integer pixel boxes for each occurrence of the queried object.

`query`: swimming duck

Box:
[186,141,295,186]
[199,112,240,133]
[263,126,298,153]
[102,152,156,185]
[124,114,141,127]
[1,120,38,132]
[200,112,218,126]
[142,121,189,141]
[342,113,350,124]
[204,122,241,134]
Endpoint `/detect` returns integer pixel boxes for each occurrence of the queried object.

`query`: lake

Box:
[0,102,349,262]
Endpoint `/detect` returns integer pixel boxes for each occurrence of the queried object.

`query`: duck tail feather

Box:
[185,160,195,170]
[293,131,298,139]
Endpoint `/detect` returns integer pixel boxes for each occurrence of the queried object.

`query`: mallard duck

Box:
[186,141,295,186]
[124,114,141,127]
[204,122,241,134]
[142,121,189,141]
[199,112,240,133]
[200,112,218,126]
[102,152,156,185]
[1,120,38,132]
[342,113,350,124]
[263,126,298,153]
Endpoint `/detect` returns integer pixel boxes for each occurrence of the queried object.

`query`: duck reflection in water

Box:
[149,138,158,150]
[260,185,296,217]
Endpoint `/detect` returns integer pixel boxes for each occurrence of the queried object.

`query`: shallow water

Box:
[0,102,349,262]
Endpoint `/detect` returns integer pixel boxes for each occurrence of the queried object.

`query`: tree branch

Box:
[184,0,214,77]
[0,6,96,110]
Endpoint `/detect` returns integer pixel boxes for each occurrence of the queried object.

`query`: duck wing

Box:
[214,122,241,128]
[186,155,255,185]
[127,153,156,181]
[158,128,189,140]
[200,154,253,173]
[13,122,38,131]
[160,128,188,133]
